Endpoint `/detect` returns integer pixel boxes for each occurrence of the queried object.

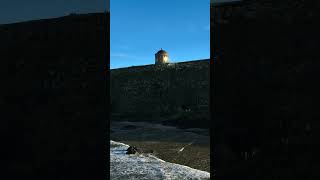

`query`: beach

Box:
[110,121,210,172]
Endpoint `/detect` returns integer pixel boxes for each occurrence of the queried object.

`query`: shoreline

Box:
[117,140,210,172]
[110,140,210,179]
[110,120,210,172]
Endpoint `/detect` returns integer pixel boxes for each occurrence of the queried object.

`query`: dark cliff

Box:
[212,1,320,179]
[111,60,209,129]
[0,13,109,179]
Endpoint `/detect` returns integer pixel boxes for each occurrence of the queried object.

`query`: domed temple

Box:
[155,48,169,64]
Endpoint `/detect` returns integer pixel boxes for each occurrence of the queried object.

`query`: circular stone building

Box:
[155,48,169,64]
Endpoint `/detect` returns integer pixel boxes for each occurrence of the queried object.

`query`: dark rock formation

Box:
[126,146,139,154]
[126,146,154,155]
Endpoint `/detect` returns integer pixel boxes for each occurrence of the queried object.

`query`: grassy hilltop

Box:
[110,60,210,129]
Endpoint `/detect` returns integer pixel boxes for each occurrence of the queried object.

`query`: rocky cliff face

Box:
[0,13,109,179]
[212,1,319,179]
[110,60,209,129]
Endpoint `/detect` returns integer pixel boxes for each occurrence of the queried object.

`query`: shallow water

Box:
[110,140,210,180]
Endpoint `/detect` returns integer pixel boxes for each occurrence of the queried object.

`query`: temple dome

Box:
[155,49,169,64]
[156,49,168,55]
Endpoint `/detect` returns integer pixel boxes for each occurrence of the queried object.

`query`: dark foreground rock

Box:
[126,146,138,154]
[126,146,154,154]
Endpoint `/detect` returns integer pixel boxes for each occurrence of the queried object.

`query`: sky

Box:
[111,0,210,69]
[0,0,109,24]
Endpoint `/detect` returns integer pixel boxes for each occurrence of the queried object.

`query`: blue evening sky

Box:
[111,0,210,69]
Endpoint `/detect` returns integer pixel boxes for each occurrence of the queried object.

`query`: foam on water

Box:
[110,140,210,180]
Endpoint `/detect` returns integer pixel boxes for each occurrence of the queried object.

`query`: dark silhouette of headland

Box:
[0,12,109,179]
[110,59,210,129]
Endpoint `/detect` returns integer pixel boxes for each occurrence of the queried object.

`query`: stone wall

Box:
[110,60,209,128]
